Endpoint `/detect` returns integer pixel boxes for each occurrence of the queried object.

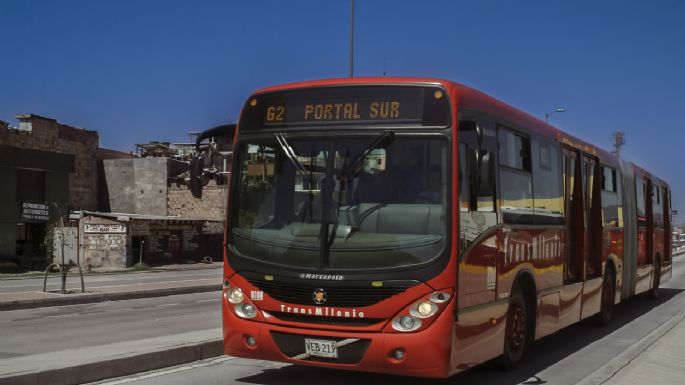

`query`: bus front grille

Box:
[246,278,412,307]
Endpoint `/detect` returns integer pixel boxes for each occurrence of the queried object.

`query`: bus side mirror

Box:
[188,124,236,199]
[477,150,494,195]
[459,120,483,146]
[189,154,205,198]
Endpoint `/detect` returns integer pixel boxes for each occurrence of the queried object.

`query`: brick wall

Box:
[167,181,227,222]
[0,114,99,211]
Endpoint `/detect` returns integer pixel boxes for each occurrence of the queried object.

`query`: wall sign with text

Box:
[20,202,49,222]
[84,223,127,234]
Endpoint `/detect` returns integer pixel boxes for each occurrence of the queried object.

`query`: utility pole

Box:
[611,131,625,157]
[349,0,355,77]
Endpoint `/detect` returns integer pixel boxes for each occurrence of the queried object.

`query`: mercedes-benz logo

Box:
[313,288,327,305]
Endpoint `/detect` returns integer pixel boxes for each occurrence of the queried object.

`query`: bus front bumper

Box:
[222,308,454,378]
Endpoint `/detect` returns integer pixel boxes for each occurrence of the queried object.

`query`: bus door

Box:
[663,187,671,262]
[583,155,603,279]
[635,175,654,293]
[563,148,584,283]
[454,117,501,367]
[635,176,653,266]
[457,117,498,304]
[646,179,654,265]
[581,154,603,319]
[560,147,584,327]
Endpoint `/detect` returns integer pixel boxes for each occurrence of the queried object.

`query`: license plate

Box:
[304,338,338,358]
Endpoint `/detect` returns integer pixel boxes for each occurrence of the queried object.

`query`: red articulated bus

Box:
[195,77,672,378]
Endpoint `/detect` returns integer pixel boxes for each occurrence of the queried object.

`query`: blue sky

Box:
[1,0,684,222]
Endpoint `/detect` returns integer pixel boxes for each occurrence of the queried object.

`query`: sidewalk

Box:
[603,310,685,385]
[578,251,685,385]
[578,306,685,385]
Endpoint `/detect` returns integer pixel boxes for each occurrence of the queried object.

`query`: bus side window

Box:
[600,165,619,227]
[499,126,534,224]
[532,139,563,224]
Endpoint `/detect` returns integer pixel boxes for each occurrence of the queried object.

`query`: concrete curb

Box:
[0,284,221,311]
[0,336,223,385]
[577,295,685,385]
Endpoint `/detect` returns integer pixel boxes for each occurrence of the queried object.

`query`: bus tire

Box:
[595,266,615,326]
[649,256,661,299]
[500,284,530,370]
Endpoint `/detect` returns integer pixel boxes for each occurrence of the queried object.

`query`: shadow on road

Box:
[236,288,684,385]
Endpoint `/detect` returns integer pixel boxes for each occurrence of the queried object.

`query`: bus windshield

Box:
[229,135,448,270]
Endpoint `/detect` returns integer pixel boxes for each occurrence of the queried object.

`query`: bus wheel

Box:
[500,285,530,370]
[649,257,661,299]
[596,267,615,326]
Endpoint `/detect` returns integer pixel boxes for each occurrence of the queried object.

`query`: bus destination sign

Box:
[240,85,451,130]
[266,100,401,124]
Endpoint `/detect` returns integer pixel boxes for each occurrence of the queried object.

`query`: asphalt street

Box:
[0,291,221,359]
[86,257,685,385]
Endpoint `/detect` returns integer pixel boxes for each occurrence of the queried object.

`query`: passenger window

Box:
[499,128,531,171]
[600,165,619,227]
[499,127,533,224]
[532,139,563,224]
[652,185,663,229]
[636,176,646,225]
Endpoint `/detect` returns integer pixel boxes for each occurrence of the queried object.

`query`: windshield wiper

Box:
[274,133,308,176]
[274,133,317,222]
[337,130,395,182]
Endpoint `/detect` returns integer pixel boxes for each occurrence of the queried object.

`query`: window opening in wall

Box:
[17,168,46,203]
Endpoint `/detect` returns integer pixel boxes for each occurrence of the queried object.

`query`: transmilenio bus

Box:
[190,77,672,378]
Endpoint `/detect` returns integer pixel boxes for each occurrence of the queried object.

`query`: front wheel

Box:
[500,285,531,370]
[649,257,661,299]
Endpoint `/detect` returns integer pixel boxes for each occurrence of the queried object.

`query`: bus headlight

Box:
[400,316,416,329]
[236,303,257,319]
[386,289,453,333]
[227,288,244,304]
[418,301,436,317]
[410,300,438,318]
[392,315,421,332]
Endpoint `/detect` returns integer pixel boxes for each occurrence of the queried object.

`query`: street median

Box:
[0,279,221,311]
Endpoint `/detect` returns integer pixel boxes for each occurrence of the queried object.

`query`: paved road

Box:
[0,267,222,294]
[0,292,221,359]
[90,258,685,385]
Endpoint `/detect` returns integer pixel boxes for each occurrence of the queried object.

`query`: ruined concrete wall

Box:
[81,216,128,270]
[103,158,169,216]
